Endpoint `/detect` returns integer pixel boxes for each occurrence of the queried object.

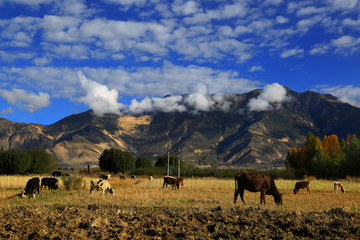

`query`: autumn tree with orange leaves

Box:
[286,132,360,178]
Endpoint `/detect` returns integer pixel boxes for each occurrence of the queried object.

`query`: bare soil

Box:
[0,205,359,239]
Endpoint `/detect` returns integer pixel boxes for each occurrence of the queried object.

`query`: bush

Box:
[61,176,85,191]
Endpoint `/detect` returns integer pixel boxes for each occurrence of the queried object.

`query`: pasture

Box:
[1,174,359,212]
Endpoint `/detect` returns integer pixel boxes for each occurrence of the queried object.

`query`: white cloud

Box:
[275,16,289,24]
[0,88,51,113]
[172,0,199,16]
[331,0,358,9]
[280,48,304,58]
[315,85,360,107]
[0,107,14,115]
[249,66,264,72]
[247,83,290,111]
[332,35,360,48]
[127,82,233,115]
[76,71,125,115]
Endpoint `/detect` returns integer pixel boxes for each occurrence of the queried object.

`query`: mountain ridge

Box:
[1,89,359,169]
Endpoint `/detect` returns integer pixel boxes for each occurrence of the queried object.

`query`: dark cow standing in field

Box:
[41,177,59,190]
[293,181,311,194]
[334,182,345,193]
[99,174,111,180]
[234,172,282,205]
[163,176,182,190]
[90,179,114,195]
[120,176,126,180]
[21,177,40,198]
[52,171,62,177]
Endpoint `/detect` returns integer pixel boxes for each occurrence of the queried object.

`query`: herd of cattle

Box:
[20,172,346,205]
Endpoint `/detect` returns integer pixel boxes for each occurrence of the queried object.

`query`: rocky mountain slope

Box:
[1,88,360,169]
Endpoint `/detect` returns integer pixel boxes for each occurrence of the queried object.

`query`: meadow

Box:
[1,174,359,212]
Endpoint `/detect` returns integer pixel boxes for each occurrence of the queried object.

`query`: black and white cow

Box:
[90,179,114,195]
[21,177,40,198]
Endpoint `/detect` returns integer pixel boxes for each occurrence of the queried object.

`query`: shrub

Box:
[61,176,85,191]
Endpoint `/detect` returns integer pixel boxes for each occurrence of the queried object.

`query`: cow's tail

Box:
[235,176,238,192]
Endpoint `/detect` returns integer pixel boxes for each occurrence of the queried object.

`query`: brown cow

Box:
[234,172,282,205]
[163,176,180,190]
[334,182,345,193]
[293,181,310,194]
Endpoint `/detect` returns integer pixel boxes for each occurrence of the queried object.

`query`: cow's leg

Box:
[239,188,245,203]
[163,182,166,188]
[260,191,266,204]
[234,188,240,204]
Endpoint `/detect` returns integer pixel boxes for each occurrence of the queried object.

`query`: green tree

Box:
[0,149,31,174]
[155,154,178,167]
[343,137,360,176]
[99,148,135,174]
[135,156,153,169]
[28,148,58,173]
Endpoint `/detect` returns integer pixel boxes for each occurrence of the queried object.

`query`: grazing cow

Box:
[52,171,62,177]
[90,179,114,195]
[41,177,59,190]
[21,177,40,198]
[334,182,345,193]
[176,177,184,188]
[131,175,136,180]
[234,172,282,205]
[99,174,111,180]
[120,176,126,180]
[293,181,311,194]
[149,176,153,181]
[163,176,180,190]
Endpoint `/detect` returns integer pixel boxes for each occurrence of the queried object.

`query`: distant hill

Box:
[1,88,360,169]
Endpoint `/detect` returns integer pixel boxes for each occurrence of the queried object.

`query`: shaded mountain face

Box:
[1,89,359,169]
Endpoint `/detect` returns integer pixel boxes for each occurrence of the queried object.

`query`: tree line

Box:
[286,132,360,178]
[0,148,58,174]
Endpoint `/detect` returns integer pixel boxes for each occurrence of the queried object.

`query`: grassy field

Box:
[0,174,359,212]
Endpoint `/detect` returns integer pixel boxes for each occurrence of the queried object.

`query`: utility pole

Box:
[178,149,181,178]
[167,151,170,176]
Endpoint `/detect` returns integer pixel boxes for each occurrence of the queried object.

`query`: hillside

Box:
[1,89,360,169]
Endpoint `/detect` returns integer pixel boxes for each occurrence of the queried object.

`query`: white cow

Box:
[90,179,114,195]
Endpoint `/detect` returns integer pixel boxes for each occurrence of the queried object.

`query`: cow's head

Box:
[274,193,282,206]
[107,187,114,195]
[20,190,27,198]
[293,189,298,194]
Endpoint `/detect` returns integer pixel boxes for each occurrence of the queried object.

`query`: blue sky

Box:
[0,0,360,125]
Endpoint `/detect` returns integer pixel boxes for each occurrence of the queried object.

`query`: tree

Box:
[155,154,178,167]
[0,149,57,174]
[135,156,153,169]
[99,148,135,174]
[28,148,58,173]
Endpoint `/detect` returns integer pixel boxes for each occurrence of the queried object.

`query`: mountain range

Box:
[1,88,360,169]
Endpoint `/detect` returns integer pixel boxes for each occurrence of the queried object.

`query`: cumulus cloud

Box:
[247,83,290,111]
[127,82,233,115]
[76,71,125,115]
[0,88,51,113]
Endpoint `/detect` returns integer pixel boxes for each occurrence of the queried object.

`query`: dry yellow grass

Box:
[0,175,359,212]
